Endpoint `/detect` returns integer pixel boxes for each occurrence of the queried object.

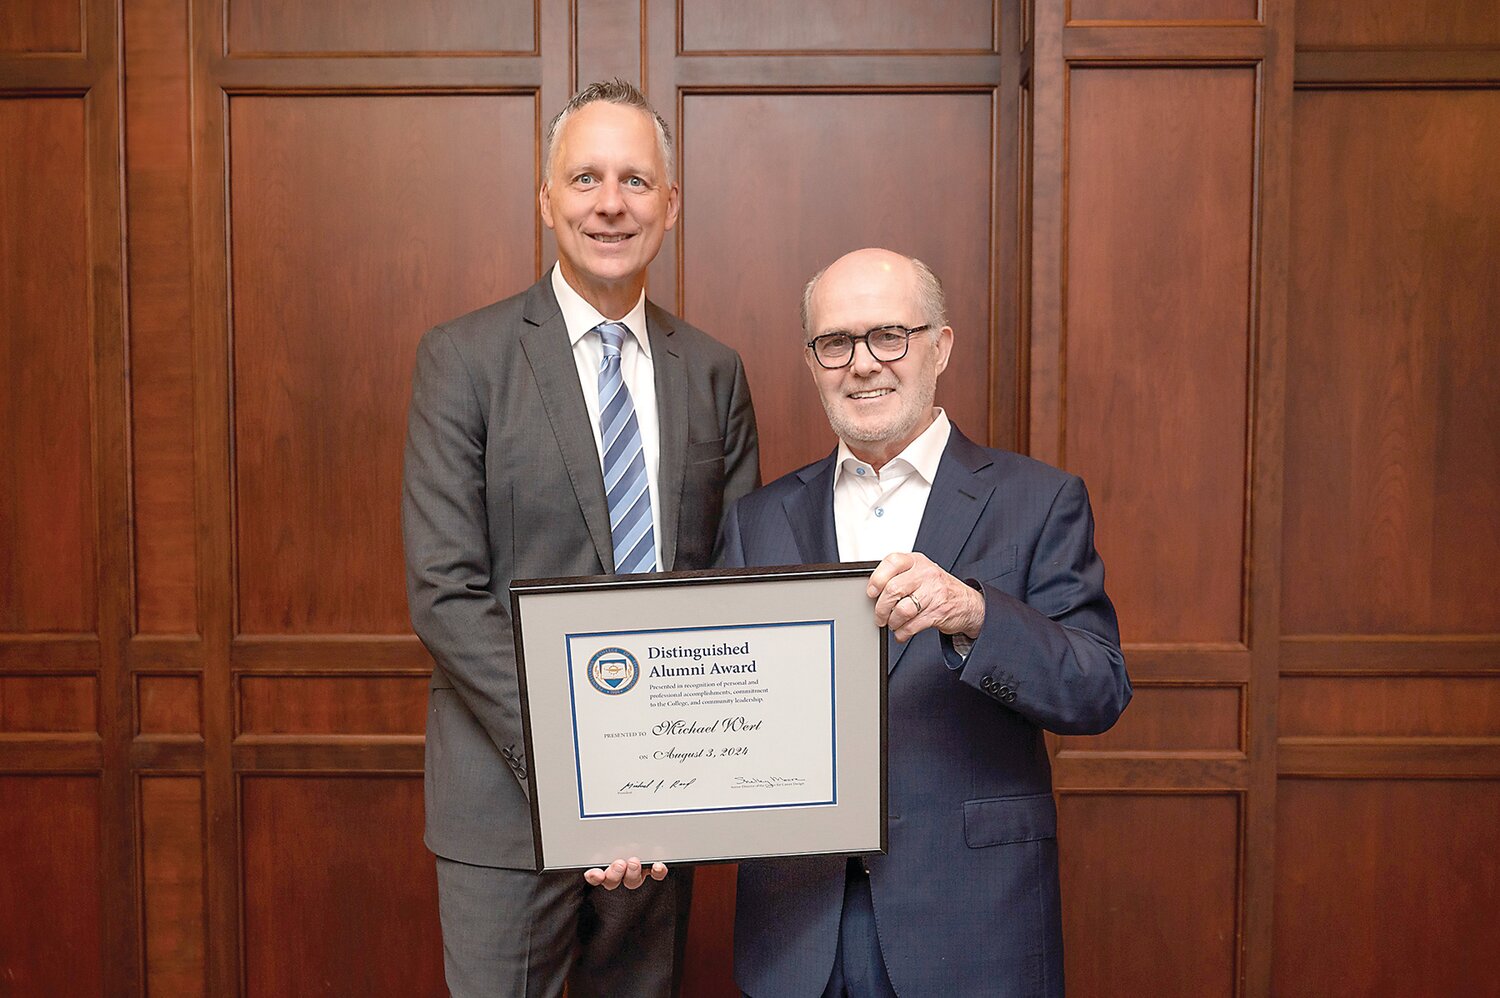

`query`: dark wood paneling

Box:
[576,0,640,85]
[0,775,103,994]
[0,0,82,52]
[1283,90,1500,638]
[678,92,996,478]
[0,97,96,635]
[125,0,199,636]
[229,94,535,635]
[1296,0,1500,49]
[1281,676,1500,738]
[138,674,202,735]
[1059,792,1240,997]
[681,0,994,52]
[238,675,426,735]
[240,775,443,996]
[1069,0,1256,22]
[227,0,535,55]
[0,675,97,733]
[1274,779,1500,995]
[140,776,207,997]
[1065,67,1255,646]
[1061,683,1242,752]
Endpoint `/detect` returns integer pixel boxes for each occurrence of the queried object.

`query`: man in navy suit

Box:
[717,248,1131,997]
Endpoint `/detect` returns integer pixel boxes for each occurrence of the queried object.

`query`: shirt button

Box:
[856,467,866,476]
[875,508,884,517]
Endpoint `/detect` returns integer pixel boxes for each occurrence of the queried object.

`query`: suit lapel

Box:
[648,303,687,571]
[888,427,996,673]
[782,454,839,564]
[518,280,613,571]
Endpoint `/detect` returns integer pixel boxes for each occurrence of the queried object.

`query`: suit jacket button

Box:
[980,676,994,690]
[999,686,1016,703]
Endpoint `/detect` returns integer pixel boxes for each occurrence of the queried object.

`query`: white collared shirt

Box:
[551,264,663,570]
[833,409,952,563]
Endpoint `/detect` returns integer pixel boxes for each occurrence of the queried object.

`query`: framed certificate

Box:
[511,564,887,872]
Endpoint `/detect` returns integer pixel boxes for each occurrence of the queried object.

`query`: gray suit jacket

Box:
[403,276,759,869]
[718,426,1129,998]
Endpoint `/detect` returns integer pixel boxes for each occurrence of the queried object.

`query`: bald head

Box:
[801,248,947,337]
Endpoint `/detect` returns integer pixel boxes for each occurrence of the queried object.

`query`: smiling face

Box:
[805,249,953,470]
[539,101,680,318]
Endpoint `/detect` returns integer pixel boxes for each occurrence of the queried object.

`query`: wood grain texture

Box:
[229,94,535,635]
[681,0,994,52]
[125,0,199,636]
[679,92,996,479]
[1296,0,1500,49]
[227,0,534,54]
[1059,792,1240,997]
[238,675,426,735]
[0,675,96,732]
[1283,90,1500,637]
[138,674,201,735]
[0,97,96,635]
[1060,683,1242,752]
[1280,676,1500,738]
[240,775,443,996]
[1065,67,1256,645]
[140,776,206,997]
[0,0,82,52]
[0,775,103,994]
[1274,779,1500,995]
[1070,0,1256,22]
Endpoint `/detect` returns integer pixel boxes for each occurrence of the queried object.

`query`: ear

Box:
[664,181,681,231]
[538,180,555,230]
[932,325,954,376]
[803,342,822,379]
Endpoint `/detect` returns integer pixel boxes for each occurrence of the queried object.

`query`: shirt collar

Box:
[551,263,651,357]
[835,408,951,484]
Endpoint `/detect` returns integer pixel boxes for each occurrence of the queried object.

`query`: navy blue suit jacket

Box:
[718,425,1130,998]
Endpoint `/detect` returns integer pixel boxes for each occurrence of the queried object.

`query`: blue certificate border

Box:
[564,620,837,819]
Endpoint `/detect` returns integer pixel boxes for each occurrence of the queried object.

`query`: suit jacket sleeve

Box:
[952,474,1130,735]
[402,325,530,793]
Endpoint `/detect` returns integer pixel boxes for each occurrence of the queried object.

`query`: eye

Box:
[625,176,646,188]
[871,328,908,350]
[574,172,597,186]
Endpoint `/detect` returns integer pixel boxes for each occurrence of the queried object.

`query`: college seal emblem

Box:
[587,647,639,695]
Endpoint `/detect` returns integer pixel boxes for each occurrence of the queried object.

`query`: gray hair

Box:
[800,253,949,335]
[543,79,674,183]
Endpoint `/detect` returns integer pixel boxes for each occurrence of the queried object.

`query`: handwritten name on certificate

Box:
[564,621,837,818]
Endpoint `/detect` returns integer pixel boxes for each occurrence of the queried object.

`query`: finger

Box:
[867,553,915,599]
[649,862,668,881]
[622,858,645,890]
[583,868,606,886]
[599,859,627,890]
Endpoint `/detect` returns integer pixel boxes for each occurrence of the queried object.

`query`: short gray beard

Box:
[821,352,939,449]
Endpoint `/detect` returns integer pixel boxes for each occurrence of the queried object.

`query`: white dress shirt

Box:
[551,264,663,569]
[834,409,952,563]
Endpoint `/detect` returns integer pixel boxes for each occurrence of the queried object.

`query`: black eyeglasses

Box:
[805,324,931,369]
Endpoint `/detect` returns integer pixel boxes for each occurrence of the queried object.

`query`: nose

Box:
[849,339,885,376]
[594,178,625,215]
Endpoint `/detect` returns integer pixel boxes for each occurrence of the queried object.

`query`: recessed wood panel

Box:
[0,0,82,52]
[1061,684,1241,752]
[1284,91,1500,637]
[680,92,995,478]
[0,98,96,635]
[0,776,103,994]
[140,776,206,997]
[1070,0,1256,21]
[1275,779,1500,995]
[228,0,534,54]
[241,776,443,996]
[126,0,199,636]
[1065,68,1255,645]
[681,0,993,52]
[0,675,96,733]
[138,674,201,735]
[239,675,426,735]
[1281,676,1500,738]
[1059,792,1239,996]
[1296,0,1500,49]
[230,95,535,635]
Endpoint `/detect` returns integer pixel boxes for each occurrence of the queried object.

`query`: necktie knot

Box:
[596,321,630,359]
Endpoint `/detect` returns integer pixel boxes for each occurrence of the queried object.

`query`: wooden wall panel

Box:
[681,0,994,52]
[137,674,202,735]
[0,97,96,635]
[240,775,442,996]
[125,0,199,635]
[1296,0,1500,49]
[1274,779,1500,996]
[1062,683,1242,752]
[1064,68,1256,646]
[238,675,426,735]
[1069,0,1256,22]
[1059,792,1240,997]
[679,92,996,478]
[1281,676,1500,738]
[140,776,207,997]
[0,0,82,52]
[0,775,103,995]
[227,0,535,55]
[229,94,535,636]
[0,675,97,732]
[1283,90,1500,637]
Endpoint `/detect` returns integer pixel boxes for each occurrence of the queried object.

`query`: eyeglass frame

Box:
[804,323,933,370]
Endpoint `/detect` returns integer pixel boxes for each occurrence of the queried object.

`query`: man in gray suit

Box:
[402,79,759,997]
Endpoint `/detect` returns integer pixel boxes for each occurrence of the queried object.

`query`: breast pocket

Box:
[963,544,1019,586]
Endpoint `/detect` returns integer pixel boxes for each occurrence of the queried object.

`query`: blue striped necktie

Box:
[595,321,657,574]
